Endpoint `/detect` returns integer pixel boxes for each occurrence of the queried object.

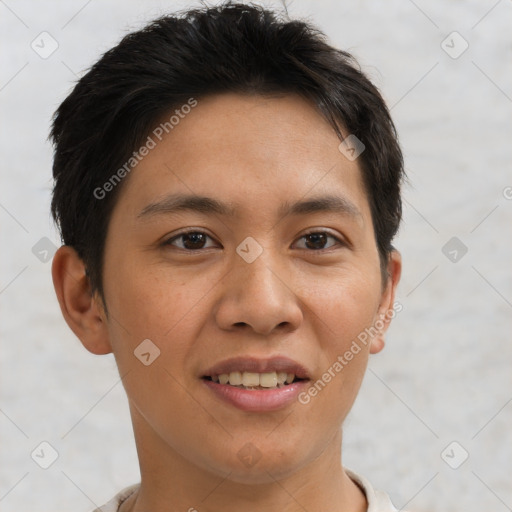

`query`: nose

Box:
[213,250,303,336]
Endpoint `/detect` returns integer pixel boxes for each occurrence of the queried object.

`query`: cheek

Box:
[102,256,213,374]
[297,269,381,410]
[103,265,216,432]
[301,266,382,344]
[105,251,209,328]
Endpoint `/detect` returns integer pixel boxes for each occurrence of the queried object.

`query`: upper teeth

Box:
[213,371,295,387]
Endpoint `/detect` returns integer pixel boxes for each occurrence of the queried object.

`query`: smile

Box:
[201,356,311,412]
[205,371,300,389]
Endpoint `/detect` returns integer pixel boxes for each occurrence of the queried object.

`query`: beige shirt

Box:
[91,470,402,512]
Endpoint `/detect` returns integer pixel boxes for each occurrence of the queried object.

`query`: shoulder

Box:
[89,484,140,512]
[346,469,405,512]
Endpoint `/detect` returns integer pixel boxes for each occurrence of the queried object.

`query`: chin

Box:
[223,461,301,485]
[203,445,311,485]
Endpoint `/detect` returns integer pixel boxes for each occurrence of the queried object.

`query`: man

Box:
[50,3,404,510]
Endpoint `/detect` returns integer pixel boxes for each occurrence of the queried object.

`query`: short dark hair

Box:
[50,1,404,300]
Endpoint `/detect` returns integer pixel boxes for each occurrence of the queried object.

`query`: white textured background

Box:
[1,1,511,511]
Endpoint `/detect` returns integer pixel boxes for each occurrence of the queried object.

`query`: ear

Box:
[51,245,112,355]
[369,250,402,354]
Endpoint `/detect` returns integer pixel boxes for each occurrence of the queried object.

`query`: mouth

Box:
[202,371,305,390]
[201,356,310,411]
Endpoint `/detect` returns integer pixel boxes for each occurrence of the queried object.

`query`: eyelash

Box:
[163,229,345,252]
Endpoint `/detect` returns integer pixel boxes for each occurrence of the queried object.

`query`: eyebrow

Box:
[137,193,362,220]
[138,194,237,218]
[278,195,361,219]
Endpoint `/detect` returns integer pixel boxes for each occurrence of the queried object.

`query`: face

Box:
[95,93,400,483]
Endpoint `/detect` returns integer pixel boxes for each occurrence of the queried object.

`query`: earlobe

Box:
[370,250,402,355]
[51,246,112,355]
[369,335,385,354]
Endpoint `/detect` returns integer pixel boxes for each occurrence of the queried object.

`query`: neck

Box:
[122,406,367,512]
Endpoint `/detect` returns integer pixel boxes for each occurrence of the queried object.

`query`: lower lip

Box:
[202,379,308,412]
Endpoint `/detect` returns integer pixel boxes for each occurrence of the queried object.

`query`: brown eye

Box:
[294,231,341,250]
[165,231,217,250]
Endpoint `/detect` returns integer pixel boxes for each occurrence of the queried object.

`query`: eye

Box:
[164,230,219,250]
[294,231,342,251]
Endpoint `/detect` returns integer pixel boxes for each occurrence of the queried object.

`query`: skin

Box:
[52,93,401,512]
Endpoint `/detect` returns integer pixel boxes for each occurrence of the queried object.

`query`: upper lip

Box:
[202,356,310,380]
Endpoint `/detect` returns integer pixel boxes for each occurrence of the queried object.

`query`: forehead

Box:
[113,93,371,222]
